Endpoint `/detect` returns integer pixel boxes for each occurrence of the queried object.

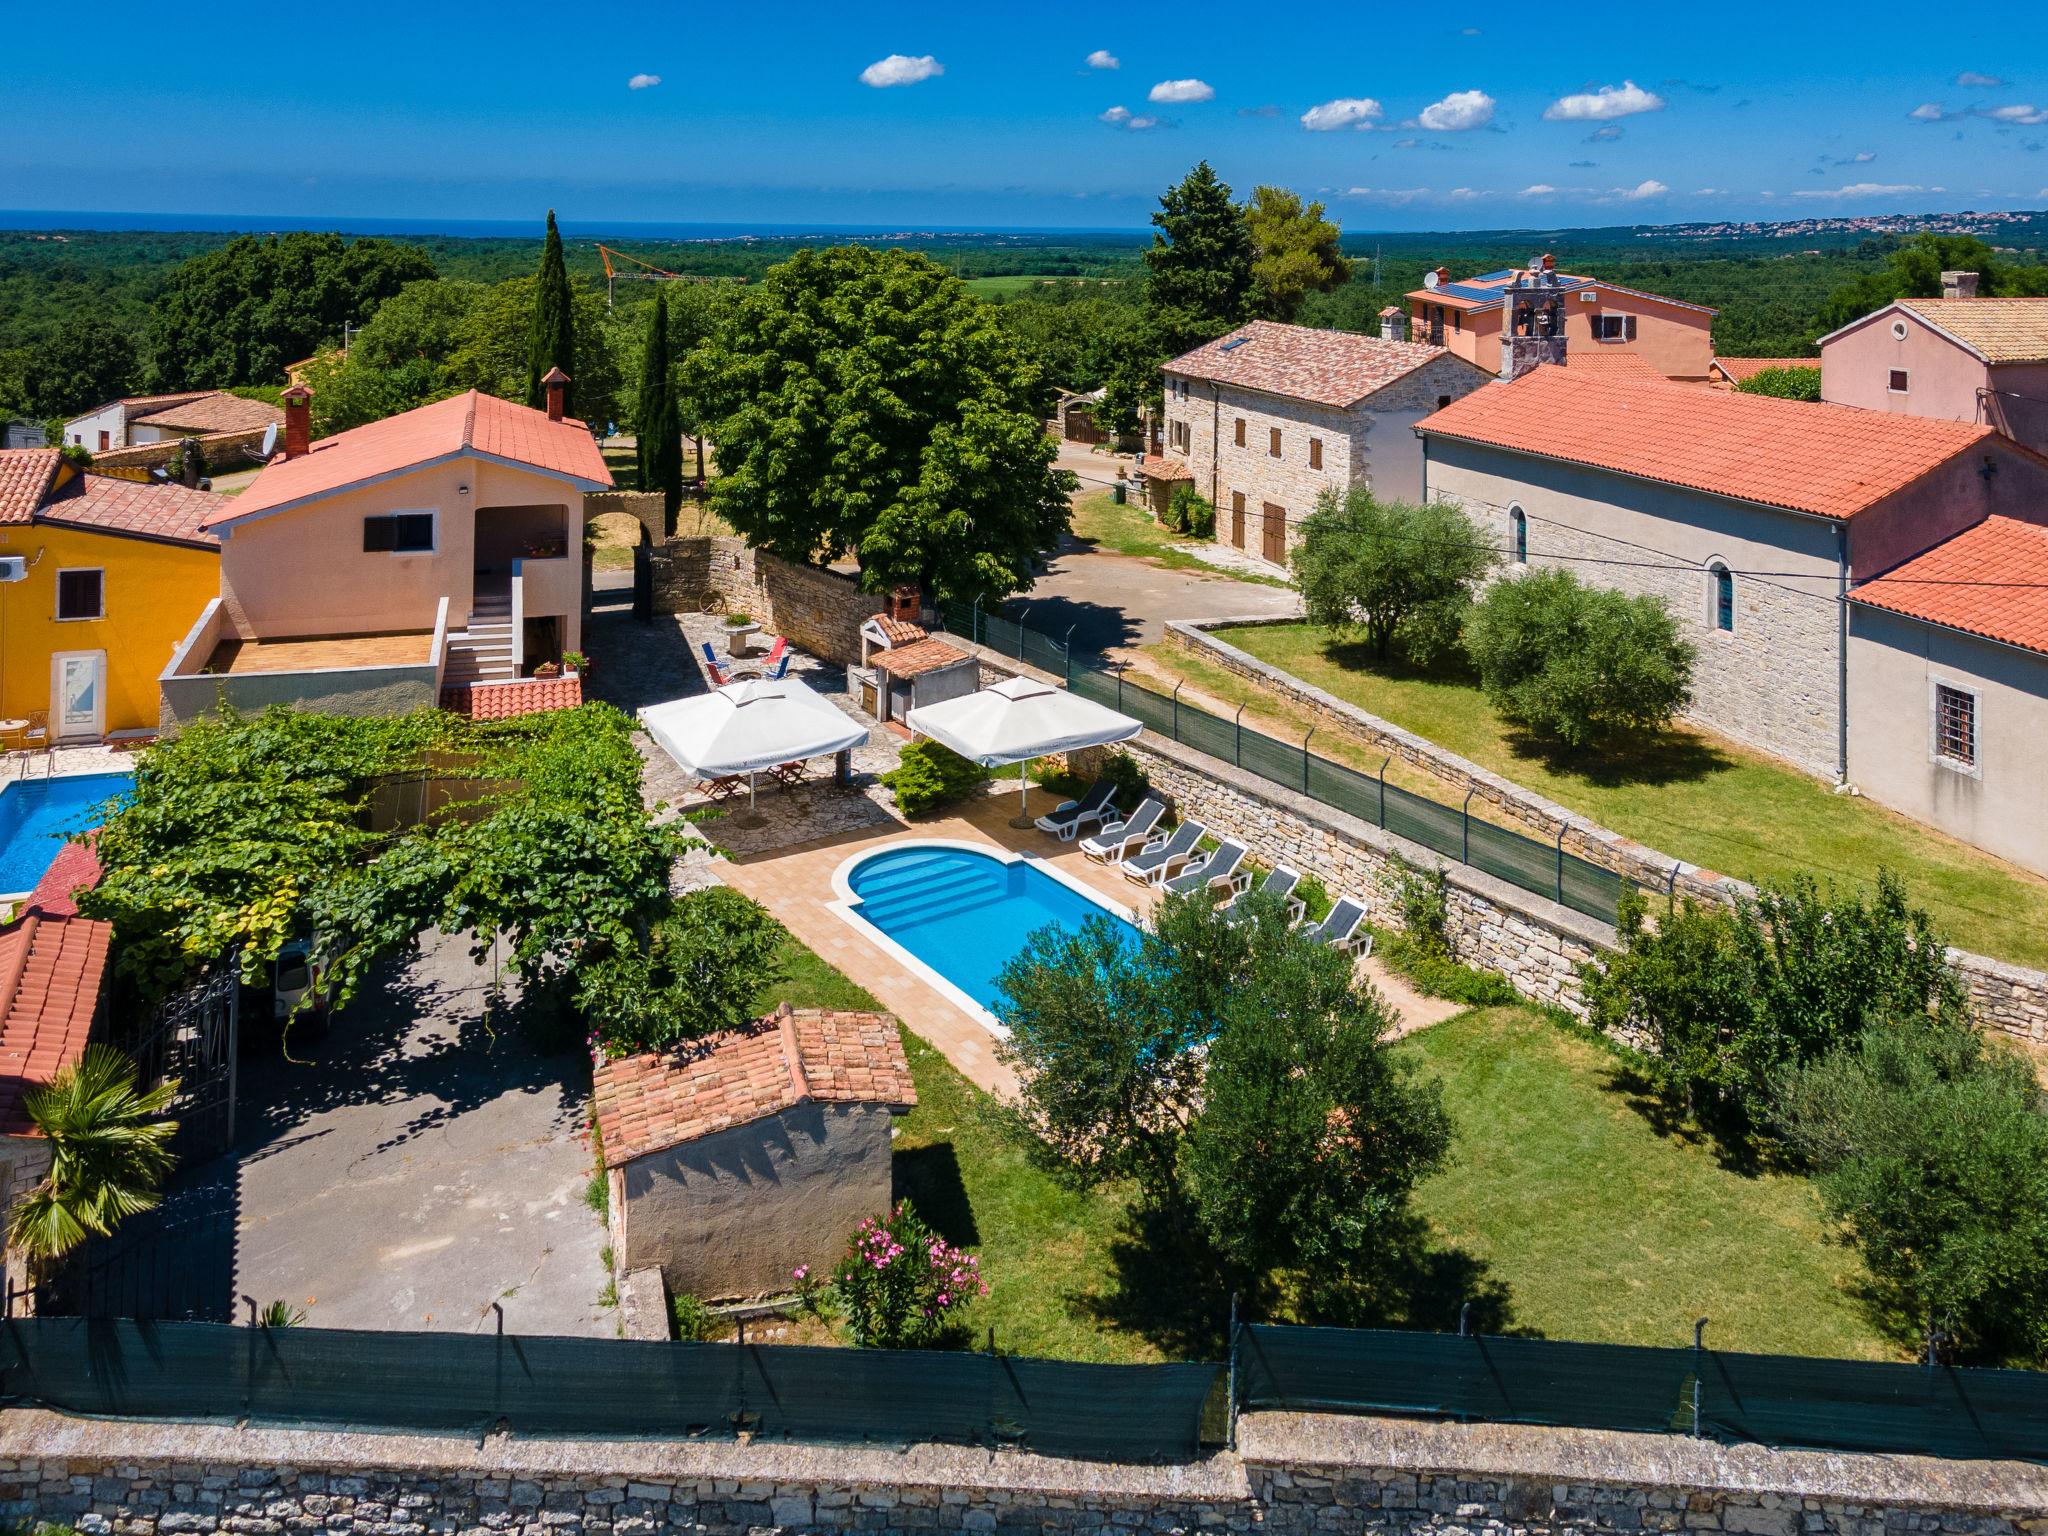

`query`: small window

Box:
[1888,369,1910,394]
[1710,564,1734,633]
[1309,437,1323,470]
[97,430,110,451]
[1453,311,1462,332]
[56,568,103,621]
[1234,417,1245,447]
[1592,315,1626,342]
[363,512,436,554]
[1510,508,1527,565]
[1934,683,1976,768]
[1437,395,1452,411]
[1268,427,1282,458]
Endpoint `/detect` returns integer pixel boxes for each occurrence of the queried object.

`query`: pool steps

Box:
[852,859,1015,931]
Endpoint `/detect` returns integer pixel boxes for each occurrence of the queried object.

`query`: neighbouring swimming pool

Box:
[0,772,131,896]
[842,844,1143,1022]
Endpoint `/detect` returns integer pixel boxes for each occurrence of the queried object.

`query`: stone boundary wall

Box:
[651,538,884,666]
[1163,617,2048,1045]
[92,426,273,474]
[3,1407,2042,1536]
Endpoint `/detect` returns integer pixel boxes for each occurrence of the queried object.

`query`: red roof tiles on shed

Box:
[872,637,971,679]
[0,840,110,1138]
[593,1003,916,1167]
[1165,320,1453,409]
[1851,515,2048,656]
[440,675,583,720]
[1415,367,2002,521]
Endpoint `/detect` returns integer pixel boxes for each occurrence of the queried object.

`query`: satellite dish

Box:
[1422,270,1440,290]
[256,424,279,461]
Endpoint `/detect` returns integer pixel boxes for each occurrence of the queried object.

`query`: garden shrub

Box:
[1166,483,1216,538]
[1292,487,1493,662]
[1377,931,1519,1007]
[1293,873,1332,922]
[1095,748,1150,808]
[1394,861,1451,957]
[1734,365,1822,401]
[881,738,988,817]
[670,1291,719,1342]
[831,1199,986,1348]
[1463,568,1695,749]
[575,887,786,1058]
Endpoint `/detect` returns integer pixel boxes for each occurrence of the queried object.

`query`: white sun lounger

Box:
[1162,840,1248,899]
[1034,780,1119,842]
[1122,821,1207,886]
[1080,796,1165,862]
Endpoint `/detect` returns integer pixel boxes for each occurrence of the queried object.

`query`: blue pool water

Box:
[0,773,131,895]
[847,845,1142,1017]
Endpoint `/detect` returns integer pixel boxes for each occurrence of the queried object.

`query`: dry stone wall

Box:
[652,538,885,666]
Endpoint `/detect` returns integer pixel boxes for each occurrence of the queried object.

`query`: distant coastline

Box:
[0,210,1150,243]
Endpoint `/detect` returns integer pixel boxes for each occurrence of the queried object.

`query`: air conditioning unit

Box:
[0,556,26,583]
[1579,291,1600,303]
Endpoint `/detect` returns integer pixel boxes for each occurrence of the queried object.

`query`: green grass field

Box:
[1069,491,1289,588]
[1184,622,2048,969]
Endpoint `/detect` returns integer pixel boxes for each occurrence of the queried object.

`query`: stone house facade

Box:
[1417,366,2048,782]
[1157,321,1491,569]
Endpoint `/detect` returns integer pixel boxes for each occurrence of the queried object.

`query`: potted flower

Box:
[722,610,761,658]
[534,660,562,680]
[562,650,589,678]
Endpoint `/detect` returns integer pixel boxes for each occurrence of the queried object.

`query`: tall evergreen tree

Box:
[526,210,576,413]
[1245,186,1352,322]
[636,290,684,529]
[1144,162,1255,354]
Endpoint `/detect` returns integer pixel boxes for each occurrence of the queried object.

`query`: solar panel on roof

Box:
[1219,335,1251,351]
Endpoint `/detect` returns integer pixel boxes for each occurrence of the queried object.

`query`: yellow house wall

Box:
[0,523,219,737]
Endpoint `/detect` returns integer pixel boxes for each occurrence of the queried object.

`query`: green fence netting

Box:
[0,1318,1219,1463]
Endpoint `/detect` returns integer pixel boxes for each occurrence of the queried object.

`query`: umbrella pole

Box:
[735,769,764,829]
[1008,756,1035,830]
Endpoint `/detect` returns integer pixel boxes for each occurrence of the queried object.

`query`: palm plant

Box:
[6,1046,178,1262]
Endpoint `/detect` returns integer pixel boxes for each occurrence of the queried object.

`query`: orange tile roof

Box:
[1851,515,2048,655]
[1165,320,1456,409]
[1416,367,2001,521]
[593,1003,915,1166]
[211,390,612,529]
[35,472,224,549]
[870,616,928,646]
[1141,456,1193,482]
[873,637,971,679]
[1711,357,1818,383]
[0,449,63,525]
[0,843,109,1138]
[440,675,583,720]
[1563,352,1674,381]
[1897,298,2048,364]
[130,392,285,435]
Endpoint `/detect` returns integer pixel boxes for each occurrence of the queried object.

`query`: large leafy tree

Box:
[1144,161,1255,354]
[147,232,435,390]
[574,888,784,1057]
[699,245,1070,603]
[1733,365,1822,401]
[635,288,683,523]
[1245,186,1352,323]
[1292,487,1495,662]
[1462,567,1695,748]
[446,277,624,434]
[23,317,138,418]
[1817,233,2048,333]
[7,1045,178,1261]
[299,278,490,434]
[526,210,577,413]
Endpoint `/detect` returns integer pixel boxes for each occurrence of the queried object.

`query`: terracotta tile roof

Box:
[440,675,583,720]
[212,390,612,529]
[870,616,928,646]
[872,637,971,679]
[1416,367,2001,521]
[129,392,285,435]
[593,1003,915,1166]
[1897,298,2048,364]
[0,846,109,1138]
[1851,515,2048,655]
[35,472,224,549]
[1563,352,1675,381]
[1710,357,1818,383]
[1165,320,1455,409]
[1140,456,1193,482]
[71,391,215,426]
[0,449,63,525]
[1405,269,1717,318]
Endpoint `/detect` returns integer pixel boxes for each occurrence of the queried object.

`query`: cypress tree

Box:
[636,290,683,528]
[526,209,576,413]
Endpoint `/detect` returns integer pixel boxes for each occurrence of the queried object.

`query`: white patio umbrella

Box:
[639,677,869,816]
[905,675,1143,827]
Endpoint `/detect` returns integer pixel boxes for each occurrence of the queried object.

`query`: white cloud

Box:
[1618,178,1669,199]
[1849,150,1876,162]
[627,73,661,90]
[1099,105,1162,130]
[1695,186,1729,196]
[1417,89,1496,131]
[1985,103,2048,124]
[1520,184,1557,196]
[1543,80,1665,121]
[1149,78,1214,104]
[1956,71,2005,87]
[1086,48,1119,70]
[1792,181,1927,199]
[860,54,943,88]
[1339,186,1431,205]
[1300,96,1383,131]
[1446,186,1488,200]
[1909,102,1949,121]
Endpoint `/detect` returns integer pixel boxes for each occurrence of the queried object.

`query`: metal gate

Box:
[116,962,240,1165]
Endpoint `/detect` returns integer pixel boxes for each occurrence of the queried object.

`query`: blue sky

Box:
[5,0,2047,231]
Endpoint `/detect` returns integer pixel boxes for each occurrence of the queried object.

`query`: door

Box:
[1261,504,1286,567]
[51,652,105,741]
[1231,492,1245,548]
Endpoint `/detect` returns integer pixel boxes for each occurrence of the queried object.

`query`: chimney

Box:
[541,366,570,422]
[1434,266,1451,286]
[1379,305,1410,342]
[1941,270,1979,300]
[281,384,312,460]
[889,585,921,624]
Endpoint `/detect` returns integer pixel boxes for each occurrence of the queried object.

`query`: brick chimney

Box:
[1941,270,1980,300]
[1434,265,1450,286]
[541,367,570,422]
[888,585,920,624]
[281,384,312,460]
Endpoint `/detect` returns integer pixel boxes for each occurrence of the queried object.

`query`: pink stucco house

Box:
[159,373,611,730]
[1818,276,2048,456]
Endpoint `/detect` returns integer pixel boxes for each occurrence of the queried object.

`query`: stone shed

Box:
[591,1002,917,1302]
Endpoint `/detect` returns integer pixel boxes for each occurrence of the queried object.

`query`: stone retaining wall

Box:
[1161,617,2048,1046]
[652,538,885,666]
[3,1408,2042,1536]
[91,426,273,474]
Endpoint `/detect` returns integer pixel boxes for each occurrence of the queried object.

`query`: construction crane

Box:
[594,245,744,306]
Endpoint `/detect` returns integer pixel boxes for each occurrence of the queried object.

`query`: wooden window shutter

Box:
[1309,438,1323,470]
[1234,418,1245,447]
[1624,314,1638,340]
[1269,427,1282,457]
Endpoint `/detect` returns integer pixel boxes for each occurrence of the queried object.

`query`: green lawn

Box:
[1069,492,1289,588]
[1207,622,2048,969]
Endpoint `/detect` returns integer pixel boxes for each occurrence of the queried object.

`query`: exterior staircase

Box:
[443,591,516,686]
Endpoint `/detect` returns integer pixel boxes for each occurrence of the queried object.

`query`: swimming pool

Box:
[835,842,1143,1030]
[0,772,131,896]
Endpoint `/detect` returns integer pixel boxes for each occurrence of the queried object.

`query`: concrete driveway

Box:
[219,933,612,1336]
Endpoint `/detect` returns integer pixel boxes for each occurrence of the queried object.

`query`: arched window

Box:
[1509,507,1527,564]
[1710,563,1734,632]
